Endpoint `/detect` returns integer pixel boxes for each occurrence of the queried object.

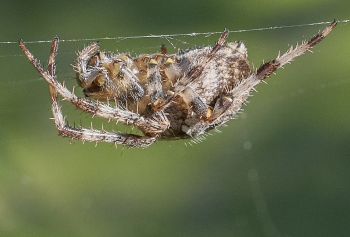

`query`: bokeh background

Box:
[1,0,349,236]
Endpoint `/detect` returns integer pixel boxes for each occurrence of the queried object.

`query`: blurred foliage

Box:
[1,0,350,236]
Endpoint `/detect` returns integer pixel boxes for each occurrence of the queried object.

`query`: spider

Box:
[19,21,336,148]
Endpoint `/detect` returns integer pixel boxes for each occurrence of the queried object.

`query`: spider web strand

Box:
[0,20,348,45]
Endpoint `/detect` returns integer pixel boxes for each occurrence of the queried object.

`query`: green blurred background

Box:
[1,0,350,236]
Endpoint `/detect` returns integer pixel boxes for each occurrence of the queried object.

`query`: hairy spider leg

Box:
[210,20,337,124]
[146,57,164,106]
[19,38,169,147]
[73,41,100,83]
[19,39,140,124]
[153,29,229,119]
[181,21,337,137]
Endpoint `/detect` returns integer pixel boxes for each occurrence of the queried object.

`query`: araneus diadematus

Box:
[19,21,336,148]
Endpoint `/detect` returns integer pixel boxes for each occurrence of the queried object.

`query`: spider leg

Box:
[73,41,100,83]
[178,29,229,119]
[146,58,164,108]
[248,20,337,82]
[182,21,337,137]
[209,20,337,124]
[153,29,229,118]
[49,86,158,147]
[19,38,141,123]
[50,83,158,147]
[19,38,165,147]
[174,29,228,92]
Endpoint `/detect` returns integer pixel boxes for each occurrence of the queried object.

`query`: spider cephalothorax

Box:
[19,20,336,147]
